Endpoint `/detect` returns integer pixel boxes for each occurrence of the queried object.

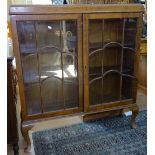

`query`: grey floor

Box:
[7,87,147,155]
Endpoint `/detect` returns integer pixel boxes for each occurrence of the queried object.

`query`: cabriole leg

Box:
[130,106,139,129]
[21,124,33,153]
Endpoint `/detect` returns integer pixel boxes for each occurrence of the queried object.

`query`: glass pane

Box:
[63,53,78,108]
[102,73,120,103]
[89,50,102,81]
[62,20,78,108]
[89,20,103,51]
[25,84,41,115]
[41,78,63,112]
[122,48,135,75]
[124,18,137,49]
[63,53,77,78]
[89,78,102,105]
[64,79,78,108]
[37,21,61,49]
[103,45,122,73]
[89,73,120,105]
[122,76,136,100]
[104,19,123,44]
[88,20,102,80]
[21,54,39,83]
[17,21,36,53]
[64,20,77,50]
[39,47,62,79]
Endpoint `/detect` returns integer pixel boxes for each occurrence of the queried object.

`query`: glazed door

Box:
[83,13,140,112]
[14,14,83,118]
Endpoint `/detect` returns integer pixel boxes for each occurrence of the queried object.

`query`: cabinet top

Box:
[10,4,144,15]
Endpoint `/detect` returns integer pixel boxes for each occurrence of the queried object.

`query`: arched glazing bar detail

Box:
[38,45,77,57]
[89,70,121,85]
[89,42,123,57]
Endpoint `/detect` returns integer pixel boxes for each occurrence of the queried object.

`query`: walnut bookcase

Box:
[10,4,144,152]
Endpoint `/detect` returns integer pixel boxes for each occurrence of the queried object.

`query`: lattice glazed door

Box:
[16,15,83,116]
[83,14,138,112]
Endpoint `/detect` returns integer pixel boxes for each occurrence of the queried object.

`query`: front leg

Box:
[130,105,139,129]
[21,124,33,153]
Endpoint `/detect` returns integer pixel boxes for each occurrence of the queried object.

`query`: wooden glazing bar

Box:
[77,15,83,111]
[89,42,122,56]
[34,22,44,114]
[60,20,65,110]
[102,19,104,104]
[120,19,125,101]
[40,76,62,84]
[89,69,121,84]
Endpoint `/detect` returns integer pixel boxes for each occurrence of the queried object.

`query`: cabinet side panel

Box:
[10,15,28,119]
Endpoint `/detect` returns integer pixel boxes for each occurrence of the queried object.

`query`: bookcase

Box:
[10,4,143,152]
